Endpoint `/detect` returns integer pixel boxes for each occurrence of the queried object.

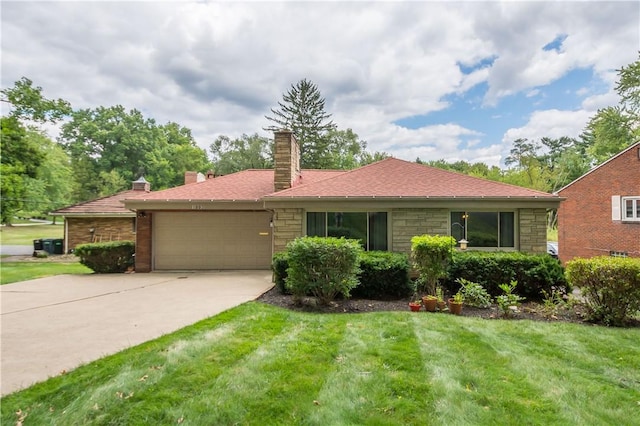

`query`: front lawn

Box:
[2,303,638,425]
[0,224,63,245]
[0,262,92,285]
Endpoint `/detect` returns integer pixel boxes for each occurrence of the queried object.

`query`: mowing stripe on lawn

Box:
[415,315,563,425]
[309,312,433,425]
[186,312,348,425]
[468,320,640,425]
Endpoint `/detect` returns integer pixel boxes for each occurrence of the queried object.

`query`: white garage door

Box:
[153,211,272,270]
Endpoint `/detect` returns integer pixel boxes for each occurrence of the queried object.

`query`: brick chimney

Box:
[274,130,301,192]
[184,171,206,184]
[132,176,150,192]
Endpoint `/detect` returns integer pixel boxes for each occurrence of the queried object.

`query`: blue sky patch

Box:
[393,66,608,149]
[543,34,568,52]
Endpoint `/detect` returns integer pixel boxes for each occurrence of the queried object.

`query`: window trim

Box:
[621,196,640,222]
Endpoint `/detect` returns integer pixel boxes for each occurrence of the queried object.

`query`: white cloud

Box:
[1,1,638,168]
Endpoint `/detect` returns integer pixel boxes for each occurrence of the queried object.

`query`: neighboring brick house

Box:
[556,142,640,263]
[51,177,151,254]
[123,131,562,272]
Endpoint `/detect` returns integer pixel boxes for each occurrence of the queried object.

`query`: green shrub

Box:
[566,256,640,326]
[495,280,525,318]
[445,251,568,301]
[352,251,413,299]
[411,234,456,295]
[457,278,492,308]
[74,241,135,273]
[285,237,363,304]
[271,251,290,294]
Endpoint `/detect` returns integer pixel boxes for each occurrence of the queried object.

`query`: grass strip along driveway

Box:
[0,262,92,285]
[2,303,639,425]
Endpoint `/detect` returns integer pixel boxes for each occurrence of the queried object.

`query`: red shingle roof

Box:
[128,169,344,202]
[52,190,142,215]
[266,158,556,199]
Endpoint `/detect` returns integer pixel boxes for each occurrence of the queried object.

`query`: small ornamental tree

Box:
[566,256,640,326]
[285,236,363,304]
[411,235,456,295]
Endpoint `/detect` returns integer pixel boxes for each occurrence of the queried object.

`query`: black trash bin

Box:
[33,239,43,251]
[53,239,64,254]
[42,239,54,254]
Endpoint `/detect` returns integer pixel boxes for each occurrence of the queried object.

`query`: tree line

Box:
[1,54,638,225]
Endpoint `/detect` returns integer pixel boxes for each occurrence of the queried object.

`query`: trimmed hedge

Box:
[566,256,640,326]
[271,251,290,294]
[352,251,413,299]
[285,237,363,304]
[74,241,135,273]
[272,250,412,300]
[445,251,568,301]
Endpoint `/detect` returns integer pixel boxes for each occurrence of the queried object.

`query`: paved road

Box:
[0,271,273,395]
[0,245,33,256]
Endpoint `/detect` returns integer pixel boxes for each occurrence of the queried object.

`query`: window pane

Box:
[468,212,498,247]
[327,212,367,247]
[636,200,640,218]
[626,199,633,218]
[499,212,515,247]
[306,212,326,237]
[369,212,388,251]
[450,212,466,243]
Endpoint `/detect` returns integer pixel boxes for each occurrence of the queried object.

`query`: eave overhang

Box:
[122,199,265,211]
[262,195,564,210]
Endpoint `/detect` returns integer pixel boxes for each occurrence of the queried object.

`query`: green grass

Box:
[2,303,639,425]
[0,262,92,285]
[547,227,558,242]
[0,224,63,245]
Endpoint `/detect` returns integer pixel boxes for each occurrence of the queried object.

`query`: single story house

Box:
[556,142,640,263]
[123,131,562,272]
[51,177,151,254]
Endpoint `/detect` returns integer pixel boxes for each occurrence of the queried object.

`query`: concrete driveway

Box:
[0,271,273,395]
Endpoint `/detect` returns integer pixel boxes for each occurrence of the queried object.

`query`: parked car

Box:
[547,242,559,259]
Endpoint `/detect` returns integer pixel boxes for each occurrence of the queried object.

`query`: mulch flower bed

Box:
[256,286,599,325]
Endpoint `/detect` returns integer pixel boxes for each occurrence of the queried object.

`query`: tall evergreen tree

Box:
[264,79,336,168]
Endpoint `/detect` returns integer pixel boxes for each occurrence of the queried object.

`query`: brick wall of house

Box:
[66,217,135,251]
[272,208,303,253]
[392,208,449,255]
[135,212,152,272]
[518,208,547,254]
[558,145,640,263]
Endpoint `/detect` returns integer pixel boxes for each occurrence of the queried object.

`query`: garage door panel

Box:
[154,212,272,270]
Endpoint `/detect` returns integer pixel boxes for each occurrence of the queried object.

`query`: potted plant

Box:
[421,294,437,312]
[436,287,447,311]
[448,291,464,315]
[409,299,422,312]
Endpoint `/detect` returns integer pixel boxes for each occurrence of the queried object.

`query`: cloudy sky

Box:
[2,1,638,167]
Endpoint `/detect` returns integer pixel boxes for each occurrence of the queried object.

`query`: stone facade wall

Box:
[272,208,303,253]
[274,131,300,192]
[67,217,135,251]
[391,208,449,255]
[135,212,152,272]
[518,208,547,254]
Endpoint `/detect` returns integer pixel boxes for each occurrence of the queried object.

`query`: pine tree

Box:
[264,79,336,168]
